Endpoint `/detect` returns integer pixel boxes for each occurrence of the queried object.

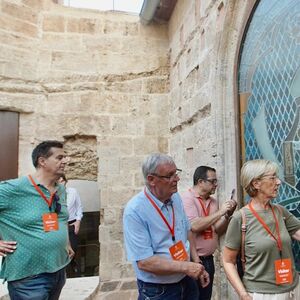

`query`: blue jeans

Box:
[137,276,199,300]
[8,268,66,300]
[198,255,215,300]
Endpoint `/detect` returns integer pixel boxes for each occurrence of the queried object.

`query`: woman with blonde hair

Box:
[223,159,300,299]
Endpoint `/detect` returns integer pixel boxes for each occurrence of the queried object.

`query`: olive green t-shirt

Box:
[0,176,70,281]
[224,204,300,293]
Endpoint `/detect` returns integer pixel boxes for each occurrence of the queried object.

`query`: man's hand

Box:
[199,269,210,287]
[0,241,17,256]
[220,200,233,215]
[73,220,81,235]
[183,262,205,279]
[226,199,237,217]
[68,245,75,259]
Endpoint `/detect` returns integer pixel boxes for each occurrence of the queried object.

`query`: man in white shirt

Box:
[60,175,83,275]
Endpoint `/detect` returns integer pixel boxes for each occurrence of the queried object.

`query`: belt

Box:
[68,219,76,225]
[137,276,187,286]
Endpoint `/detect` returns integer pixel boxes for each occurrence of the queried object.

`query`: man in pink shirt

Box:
[181,166,236,300]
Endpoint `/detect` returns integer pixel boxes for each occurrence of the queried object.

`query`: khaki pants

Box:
[249,279,300,300]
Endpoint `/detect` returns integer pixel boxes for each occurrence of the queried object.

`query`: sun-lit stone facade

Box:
[0,0,257,299]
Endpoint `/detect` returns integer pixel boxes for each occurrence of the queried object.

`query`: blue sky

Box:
[63,0,144,14]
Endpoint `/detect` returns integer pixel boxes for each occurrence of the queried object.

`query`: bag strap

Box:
[240,207,247,273]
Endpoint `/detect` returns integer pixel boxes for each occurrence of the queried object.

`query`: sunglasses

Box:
[53,193,61,214]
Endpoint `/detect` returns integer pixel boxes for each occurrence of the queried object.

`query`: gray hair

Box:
[142,153,175,181]
[240,159,279,197]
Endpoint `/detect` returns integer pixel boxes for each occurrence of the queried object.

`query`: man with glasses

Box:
[181,166,237,300]
[123,153,209,300]
[0,140,74,300]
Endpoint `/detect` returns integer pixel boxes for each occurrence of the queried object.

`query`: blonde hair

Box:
[241,159,279,197]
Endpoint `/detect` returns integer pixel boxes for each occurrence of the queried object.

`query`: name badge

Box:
[274,258,293,285]
[169,240,188,261]
[42,213,59,232]
[202,227,213,239]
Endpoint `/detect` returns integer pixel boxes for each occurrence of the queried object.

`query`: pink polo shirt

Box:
[181,188,219,256]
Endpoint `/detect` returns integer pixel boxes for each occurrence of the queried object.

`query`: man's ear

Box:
[37,156,46,168]
[147,174,156,187]
[197,179,203,185]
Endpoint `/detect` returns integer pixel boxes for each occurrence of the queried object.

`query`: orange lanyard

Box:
[198,197,211,217]
[28,175,55,210]
[249,201,282,258]
[144,188,175,241]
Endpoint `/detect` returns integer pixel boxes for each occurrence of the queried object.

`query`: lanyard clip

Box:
[279,250,282,260]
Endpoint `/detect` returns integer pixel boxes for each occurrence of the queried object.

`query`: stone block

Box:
[139,23,168,40]
[100,243,123,265]
[143,76,168,94]
[133,137,159,155]
[2,1,38,24]
[42,14,65,32]
[120,156,143,173]
[66,17,96,34]
[103,20,138,36]
[100,187,137,208]
[99,157,120,175]
[120,280,137,290]
[158,137,169,153]
[51,51,97,73]
[139,94,169,116]
[100,281,119,292]
[41,34,82,51]
[98,136,133,156]
[111,116,143,136]
[0,15,38,37]
[83,36,122,53]
[134,172,144,188]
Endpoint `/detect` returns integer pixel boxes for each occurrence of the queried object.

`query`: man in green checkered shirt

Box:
[0,140,74,300]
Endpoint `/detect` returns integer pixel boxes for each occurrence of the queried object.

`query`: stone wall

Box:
[0,0,169,298]
[168,0,257,298]
[0,0,260,298]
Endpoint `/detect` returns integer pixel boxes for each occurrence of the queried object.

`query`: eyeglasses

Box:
[53,193,61,214]
[204,178,218,185]
[151,168,182,181]
[261,175,279,182]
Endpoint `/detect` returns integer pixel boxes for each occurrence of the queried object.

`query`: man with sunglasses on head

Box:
[123,153,210,300]
[181,166,237,300]
[0,140,74,300]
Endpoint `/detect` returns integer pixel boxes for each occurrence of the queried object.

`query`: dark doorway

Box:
[0,111,19,181]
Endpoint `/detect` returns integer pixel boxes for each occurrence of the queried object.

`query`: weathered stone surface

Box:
[100,281,119,292]
[64,135,98,180]
[42,14,65,32]
[120,280,137,290]
[0,1,249,299]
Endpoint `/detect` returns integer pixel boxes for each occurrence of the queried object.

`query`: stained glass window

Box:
[239,0,300,270]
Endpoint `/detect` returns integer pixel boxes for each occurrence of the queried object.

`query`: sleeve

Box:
[74,189,83,220]
[181,191,199,222]
[123,209,154,262]
[280,205,300,235]
[224,210,242,250]
[0,180,16,211]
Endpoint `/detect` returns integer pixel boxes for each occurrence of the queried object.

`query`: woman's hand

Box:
[240,291,252,299]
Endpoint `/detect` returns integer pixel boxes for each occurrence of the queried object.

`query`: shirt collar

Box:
[145,187,173,209]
